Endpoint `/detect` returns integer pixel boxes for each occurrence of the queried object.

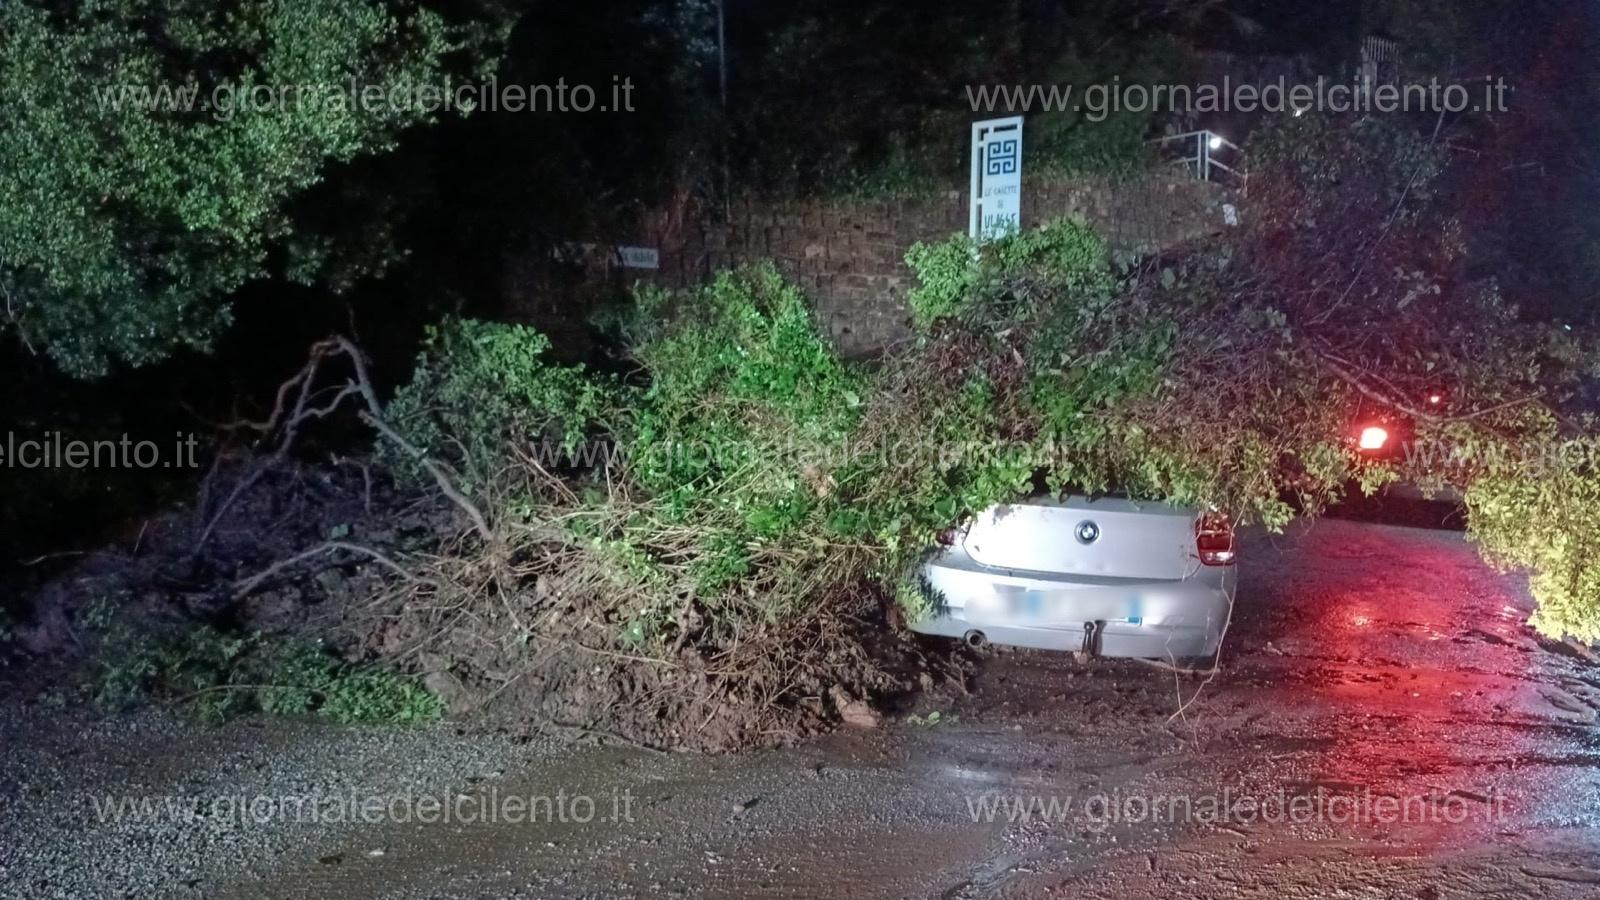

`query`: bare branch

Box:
[195,335,493,551]
[232,540,440,601]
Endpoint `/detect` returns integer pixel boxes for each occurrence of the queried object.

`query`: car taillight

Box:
[1358,426,1389,451]
[1196,514,1235,566]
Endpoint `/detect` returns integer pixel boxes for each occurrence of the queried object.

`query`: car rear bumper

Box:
[909,554,1231,659]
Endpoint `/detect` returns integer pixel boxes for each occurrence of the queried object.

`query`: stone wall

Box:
[540,172,1233,357]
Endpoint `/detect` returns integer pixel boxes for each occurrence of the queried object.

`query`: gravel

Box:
[0,699,560,898]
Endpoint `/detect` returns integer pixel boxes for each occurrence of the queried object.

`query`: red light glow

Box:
[1358,426,1390,451]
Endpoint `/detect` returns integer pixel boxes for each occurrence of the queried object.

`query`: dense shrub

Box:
[900,219,1355,532]
[378,220,1367,630]
[612,266,868,604]
[624,266,865,498]
[380,230,1128,627]
[905,220,1118,331]
[382,265,876,641]
[382,319,622,496]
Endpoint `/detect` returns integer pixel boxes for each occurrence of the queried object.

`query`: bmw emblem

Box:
[1075,520,1100,545]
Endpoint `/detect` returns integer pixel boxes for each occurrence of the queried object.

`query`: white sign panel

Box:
[969,116,1024,241]
[554,242,660,269]
[615,246,660,269]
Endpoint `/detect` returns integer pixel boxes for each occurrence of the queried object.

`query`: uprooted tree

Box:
[391,115,1595,620]
[188,112,1596,746]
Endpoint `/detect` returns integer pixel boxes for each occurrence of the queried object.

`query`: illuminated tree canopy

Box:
[0,0,495,376]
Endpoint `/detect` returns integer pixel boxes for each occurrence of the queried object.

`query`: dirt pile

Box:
[359,575,939,750]
[3,452,962,751]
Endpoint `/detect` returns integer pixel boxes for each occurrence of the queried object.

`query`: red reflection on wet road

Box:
[1238,520,1579,846]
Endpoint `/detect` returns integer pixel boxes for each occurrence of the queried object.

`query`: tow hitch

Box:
[1081,620,1105,656]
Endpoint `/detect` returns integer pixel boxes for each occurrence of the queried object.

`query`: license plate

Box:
[974,589,1148,624]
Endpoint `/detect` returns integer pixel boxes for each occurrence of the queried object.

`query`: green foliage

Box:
[895,577,942,625]
[872,219,1330,579]
[627,264,863,470]
[834,373,1030,568]
[378,220,1349,628]
[621,264,867,600]
[892,222,1193,548]
[1172,114,1600,636]
[0,0,498,376]
[1249,113,1446,225]
[383,318,623,496]
[1467,438,1600,642]
[830,140,960,202]
[905,220,1117,332]
[1025,36,1172,179]
[382,265,869,619]
[90,610,443,725]
[724,1,1174,199]
[905,237,981,330]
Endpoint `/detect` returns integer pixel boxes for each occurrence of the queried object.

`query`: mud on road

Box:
[4,518,1600,898]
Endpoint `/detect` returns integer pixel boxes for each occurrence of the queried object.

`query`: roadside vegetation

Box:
[0,0,502,376]
[719,1,1185,199]
[89,611,444,726]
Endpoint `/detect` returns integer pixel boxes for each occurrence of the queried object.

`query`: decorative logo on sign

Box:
[986,138,1020,176]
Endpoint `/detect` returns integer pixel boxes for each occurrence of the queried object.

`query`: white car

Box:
[909,495,1234,662]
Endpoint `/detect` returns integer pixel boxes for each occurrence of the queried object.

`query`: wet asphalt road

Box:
[5,518,1600,898]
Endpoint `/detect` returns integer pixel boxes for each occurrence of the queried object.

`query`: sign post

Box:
[969,116,1024,242]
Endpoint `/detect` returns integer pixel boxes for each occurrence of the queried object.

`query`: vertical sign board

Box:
[969,116,1024,242]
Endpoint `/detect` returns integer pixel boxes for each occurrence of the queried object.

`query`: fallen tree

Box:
[888,115,1598,641]
[18,113,1592,748]
[349,114,1598,747]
